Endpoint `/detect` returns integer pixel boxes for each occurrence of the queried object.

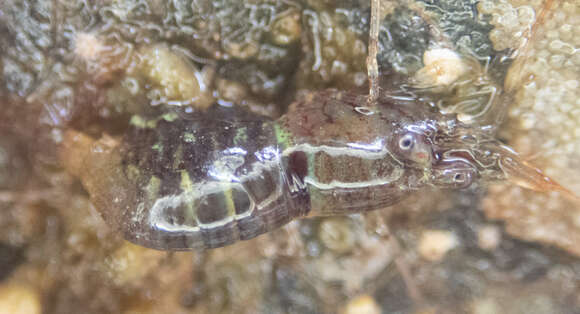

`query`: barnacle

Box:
[417,230,457,262]
[318,217,356,254]
[136,44,214,109]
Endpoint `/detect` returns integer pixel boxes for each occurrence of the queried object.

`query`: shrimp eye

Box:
[391,132,432,165]
[399,134,414,150]
[432,160,477,189]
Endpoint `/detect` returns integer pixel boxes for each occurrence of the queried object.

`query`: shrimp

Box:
[60,86,572,250]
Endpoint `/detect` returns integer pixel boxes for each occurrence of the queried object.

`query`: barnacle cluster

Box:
[480,0,580,257]
[478,0,541,52]
[1,1,580,313]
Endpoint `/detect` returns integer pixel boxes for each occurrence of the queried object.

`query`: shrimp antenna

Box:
[505,0,555,92]
[366,0,381,106]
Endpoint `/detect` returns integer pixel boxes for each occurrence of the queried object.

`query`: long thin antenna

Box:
[366,0,380,106]
[505,0,555,93]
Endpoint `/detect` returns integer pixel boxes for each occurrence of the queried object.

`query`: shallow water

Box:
[0,1,579,313]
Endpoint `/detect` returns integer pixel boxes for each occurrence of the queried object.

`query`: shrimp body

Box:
[64,89,567,250]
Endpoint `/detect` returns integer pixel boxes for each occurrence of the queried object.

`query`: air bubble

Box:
[354,106,374,115]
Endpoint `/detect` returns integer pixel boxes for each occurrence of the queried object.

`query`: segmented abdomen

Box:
[118,107,309,250]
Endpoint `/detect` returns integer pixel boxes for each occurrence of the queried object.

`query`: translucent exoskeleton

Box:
[62,88,571,250]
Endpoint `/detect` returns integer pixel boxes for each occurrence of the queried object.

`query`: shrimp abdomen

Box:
[93,107,311,250]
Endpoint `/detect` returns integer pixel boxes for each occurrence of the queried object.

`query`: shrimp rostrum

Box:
[61,89,571,250]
